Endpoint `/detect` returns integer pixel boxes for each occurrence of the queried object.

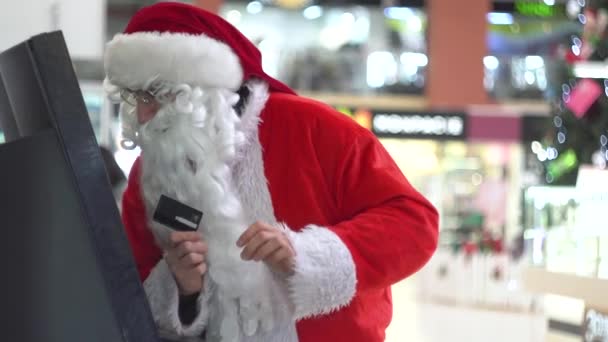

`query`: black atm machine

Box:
[0,31,160,342]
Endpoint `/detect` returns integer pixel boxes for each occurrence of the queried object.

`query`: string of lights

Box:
[534,0,608,184]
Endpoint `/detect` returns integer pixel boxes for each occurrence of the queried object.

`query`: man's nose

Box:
[137,102,159,124]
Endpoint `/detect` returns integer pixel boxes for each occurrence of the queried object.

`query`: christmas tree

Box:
[537,0,608,185]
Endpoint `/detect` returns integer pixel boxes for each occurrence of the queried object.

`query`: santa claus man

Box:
[104,2,438,342]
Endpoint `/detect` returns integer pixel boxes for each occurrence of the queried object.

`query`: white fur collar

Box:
[234,80,269,162]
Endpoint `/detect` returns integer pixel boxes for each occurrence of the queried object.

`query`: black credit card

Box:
[153,195,203,232]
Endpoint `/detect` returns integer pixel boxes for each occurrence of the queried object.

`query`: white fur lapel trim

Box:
[234,80,269,163]
[232,85,357,321]
[104,32,243,91]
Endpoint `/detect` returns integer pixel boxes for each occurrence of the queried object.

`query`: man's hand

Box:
[165,231,208,296]
[237,221,296,275]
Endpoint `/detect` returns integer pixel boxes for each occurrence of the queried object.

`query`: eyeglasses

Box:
[120,89,156,106]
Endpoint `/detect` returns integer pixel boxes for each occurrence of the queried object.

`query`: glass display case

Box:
[522,166,608,279]
[521,168,608,337]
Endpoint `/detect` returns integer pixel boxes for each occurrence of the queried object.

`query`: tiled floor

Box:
[386,278,548,342]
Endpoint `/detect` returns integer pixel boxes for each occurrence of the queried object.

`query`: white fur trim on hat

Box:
[104,32,243,90]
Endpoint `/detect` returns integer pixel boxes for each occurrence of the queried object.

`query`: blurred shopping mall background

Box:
[1,0,607,341]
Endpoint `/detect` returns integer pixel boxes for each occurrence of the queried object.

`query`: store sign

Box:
[514,1,564,17]
[372,111,466,140]
[583,307,608,342]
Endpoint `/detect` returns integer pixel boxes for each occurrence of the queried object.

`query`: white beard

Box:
[133,87,276,340]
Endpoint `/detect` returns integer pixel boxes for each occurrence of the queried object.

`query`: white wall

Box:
[0,0,106,59]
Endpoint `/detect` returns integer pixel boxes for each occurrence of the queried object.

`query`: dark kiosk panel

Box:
[0,31,160,342]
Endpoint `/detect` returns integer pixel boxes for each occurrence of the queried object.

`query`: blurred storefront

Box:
[214,0,579,102]
[486,1,580,100]
[218,1,428,95]
[369,107,545,341]
[332,105,525,244]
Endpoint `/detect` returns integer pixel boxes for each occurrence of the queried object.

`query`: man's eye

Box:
[136,92,155,104]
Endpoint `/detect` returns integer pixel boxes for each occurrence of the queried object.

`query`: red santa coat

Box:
[122,91,439,341]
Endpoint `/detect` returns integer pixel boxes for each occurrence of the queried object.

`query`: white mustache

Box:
[119,86,244,152]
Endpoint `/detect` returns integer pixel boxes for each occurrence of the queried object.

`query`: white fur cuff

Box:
[143,259,213,337]
[285,225,357,320]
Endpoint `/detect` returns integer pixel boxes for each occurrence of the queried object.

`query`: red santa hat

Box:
[104,2,295,94]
